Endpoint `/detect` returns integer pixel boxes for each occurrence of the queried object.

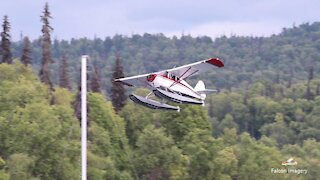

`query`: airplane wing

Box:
[287,158,294,162]
[115,58,224,87]
[164,58,224,80]
[114,73,151,87]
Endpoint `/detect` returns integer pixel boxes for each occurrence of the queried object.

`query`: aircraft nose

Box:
[147,74,156,82]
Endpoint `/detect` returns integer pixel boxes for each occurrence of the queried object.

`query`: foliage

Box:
[7,153,35,180]
[1,21,320,179]
[133,125,187,179]
[87,92,134,176]
[161,104,211,142]
[120,98,160,146]
[0,63,80,179]
[9,22,320,94]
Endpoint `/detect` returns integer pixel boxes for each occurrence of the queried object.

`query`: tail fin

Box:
[194,80,207,99]
[194,80,218,99]
[194,80,206,92]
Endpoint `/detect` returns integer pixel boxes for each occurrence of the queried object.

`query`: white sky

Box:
[1,0,319,41]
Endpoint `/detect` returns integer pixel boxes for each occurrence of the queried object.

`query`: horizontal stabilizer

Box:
[194,80,218,99]
[196,89,219,94]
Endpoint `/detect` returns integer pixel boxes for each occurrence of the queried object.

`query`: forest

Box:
[1,4,320,180]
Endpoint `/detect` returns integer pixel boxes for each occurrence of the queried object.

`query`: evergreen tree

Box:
[20,36,32,66]
[73,85,82,124]
[73,78,90,126]
[39,2,54,91]
[90,65,101,93]
[1,15,12,64]
[111,54,126,113]
[72,62,93,126]
[305,66,314,100]
[59,54,71,90]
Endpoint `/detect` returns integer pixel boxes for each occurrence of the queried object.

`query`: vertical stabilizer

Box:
[194,80,206,99]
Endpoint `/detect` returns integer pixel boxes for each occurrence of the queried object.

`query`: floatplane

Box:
[115,58,224,111]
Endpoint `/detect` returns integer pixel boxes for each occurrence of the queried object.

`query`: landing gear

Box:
[129,92,180,112]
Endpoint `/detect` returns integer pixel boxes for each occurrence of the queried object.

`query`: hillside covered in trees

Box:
[1,14,320,180]
[10,22,320,93]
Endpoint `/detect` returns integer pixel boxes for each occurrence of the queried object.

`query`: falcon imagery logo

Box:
[270,158,308,175]
[281,157,297,166]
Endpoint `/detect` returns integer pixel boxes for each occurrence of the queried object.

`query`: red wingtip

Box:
[206,58,224,67]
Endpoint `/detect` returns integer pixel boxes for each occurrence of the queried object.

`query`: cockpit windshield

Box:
[165,71,179,81]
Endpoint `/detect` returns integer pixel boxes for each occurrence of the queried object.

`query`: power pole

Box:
[81,55,88,180]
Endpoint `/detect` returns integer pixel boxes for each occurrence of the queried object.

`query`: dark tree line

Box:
[7,22,320,98]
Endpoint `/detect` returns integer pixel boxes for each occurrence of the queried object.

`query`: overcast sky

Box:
[1,0,319,41]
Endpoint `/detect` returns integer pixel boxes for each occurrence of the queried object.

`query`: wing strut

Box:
[169,68,199,88]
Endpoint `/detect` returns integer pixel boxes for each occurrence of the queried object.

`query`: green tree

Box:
[88,152,132,180]
[90,65,101,93]
[161,105,211,142]
[217,114,238,135]
[221,128,238,146]
[134,125,187,179]
[20,36,32,66]
[1,15,12,64]
[88,93,135,176]
[248,96,280,138]
[0,63,80,179]
[236,133,283,180]
[0,156,9,180]
[0,62,48,115]
[111,54,126,113]
[260,113,295,147]
[7,154,35,180]
[120,97,160,146]
[208,92,250,134]
[213,146,238,179]
[181,129,231,179]
[39,2,54,91]
[59,54,71,90]
[301,139,320,179]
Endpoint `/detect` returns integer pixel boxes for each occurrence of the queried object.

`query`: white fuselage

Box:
[148,74,203,100]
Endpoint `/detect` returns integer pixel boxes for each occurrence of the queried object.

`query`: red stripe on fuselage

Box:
[158,75,200,96]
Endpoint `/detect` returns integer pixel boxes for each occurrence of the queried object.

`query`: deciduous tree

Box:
[134,125,187,179]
